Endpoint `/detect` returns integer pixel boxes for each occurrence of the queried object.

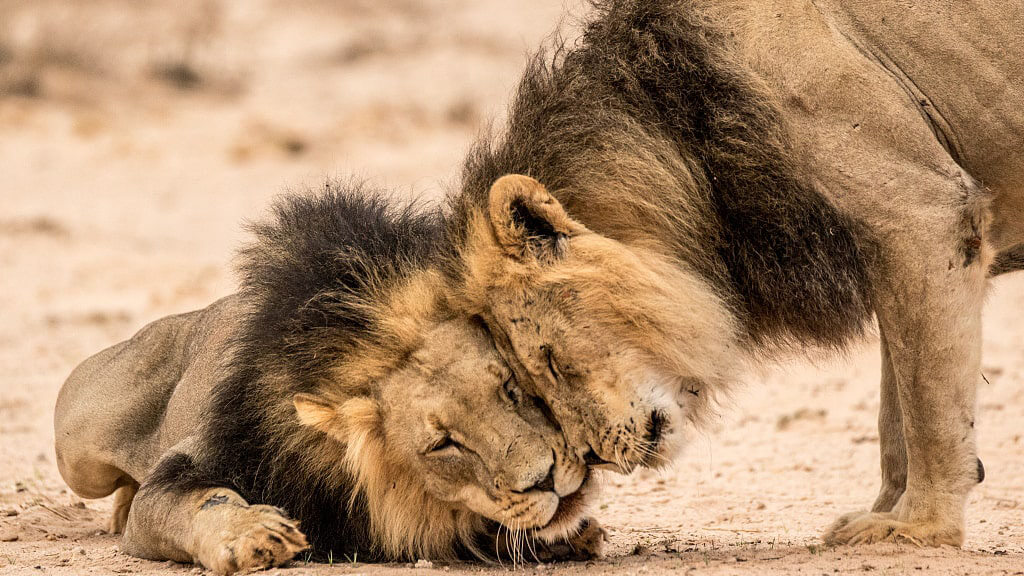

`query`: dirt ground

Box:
[1,1,1021,575]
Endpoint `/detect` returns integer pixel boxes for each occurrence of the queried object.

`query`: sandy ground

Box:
[1,1,1022,574]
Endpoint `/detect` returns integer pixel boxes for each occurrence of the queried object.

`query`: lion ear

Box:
[487,174,579,262]
[293,393,340,432]
[293,393,382,446]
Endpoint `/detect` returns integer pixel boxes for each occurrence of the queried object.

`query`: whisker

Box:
[495,512,505,568]
[511,518,520,568]
[516,519,524,568]
[526,525,540,565]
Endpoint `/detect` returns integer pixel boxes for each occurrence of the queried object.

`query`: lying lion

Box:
[445,0,1023,548]
[55,187,601,574]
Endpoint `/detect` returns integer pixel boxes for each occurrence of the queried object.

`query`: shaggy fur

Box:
[55,183,602,574]
[442,0,1023,549]
[453,0,874,349]
[147,185,448,558]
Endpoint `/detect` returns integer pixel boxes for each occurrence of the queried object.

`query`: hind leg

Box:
[121,446,307,575]
[832,332,906,530]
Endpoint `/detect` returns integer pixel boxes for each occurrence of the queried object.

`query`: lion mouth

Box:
[538,469,592,532]
[584,448,628,473]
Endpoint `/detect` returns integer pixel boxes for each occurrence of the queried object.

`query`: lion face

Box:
[458,175,741,473]
[293,319,593,558]
[376,320,592,537]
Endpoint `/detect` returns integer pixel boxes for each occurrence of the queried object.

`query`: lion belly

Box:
[812,0,1024,248]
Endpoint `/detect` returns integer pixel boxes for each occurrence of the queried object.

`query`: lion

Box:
[54,186,602,575]
[441,0,1023,548]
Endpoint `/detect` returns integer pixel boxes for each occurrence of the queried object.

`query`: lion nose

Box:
[643,410,667,446]
[584,448,613,466]
[517,462,555,493]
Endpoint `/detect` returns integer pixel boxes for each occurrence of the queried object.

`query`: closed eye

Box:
[542,345,560,381]
[503,376,522,406]
[426,435,462,455]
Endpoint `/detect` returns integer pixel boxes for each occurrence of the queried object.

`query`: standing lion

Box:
[445,0,1023,547]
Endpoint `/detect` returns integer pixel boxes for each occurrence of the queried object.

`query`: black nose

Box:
[526,462,556,492]
[643,410,666,446]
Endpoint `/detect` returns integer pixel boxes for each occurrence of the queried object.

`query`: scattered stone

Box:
[72,546,86,556]
[0,530,20,542]
[414,559,434,569]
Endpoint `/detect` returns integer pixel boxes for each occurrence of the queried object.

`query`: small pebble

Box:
[414,559,434,569]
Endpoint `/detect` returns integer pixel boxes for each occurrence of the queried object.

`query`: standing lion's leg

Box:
[825,192,990,546]
[871,330,906,513]
[121,447,307,575]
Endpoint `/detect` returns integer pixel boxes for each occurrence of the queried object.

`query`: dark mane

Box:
[236,181,445,385]
[149,181,448,559]
[453,0,874,347]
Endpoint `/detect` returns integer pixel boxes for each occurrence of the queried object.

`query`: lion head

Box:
[292,317,593,560]
[455,174,743,473]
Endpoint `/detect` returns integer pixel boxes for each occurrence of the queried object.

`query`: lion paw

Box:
[197,504,308,575]
[823,510,962,547]
[536,517,607,561]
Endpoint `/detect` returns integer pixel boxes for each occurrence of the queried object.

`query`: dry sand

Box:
[1,1,1021,574]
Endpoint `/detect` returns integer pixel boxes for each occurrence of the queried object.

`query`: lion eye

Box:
[427,435,462,455]
[542,345,561,380]
[503,377,522,406]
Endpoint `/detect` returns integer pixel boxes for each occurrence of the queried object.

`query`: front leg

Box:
[872,329,906,513]
[122,450,308,574]
[826,199,989,546]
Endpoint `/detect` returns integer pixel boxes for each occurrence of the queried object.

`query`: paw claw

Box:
[199,505,308,574]
[823,510,961,548]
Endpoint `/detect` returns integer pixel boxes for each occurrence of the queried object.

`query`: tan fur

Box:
[452,0,1022,549]
[457,176,743,472]
[55,292,601,574]
[702,0,1015,547]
